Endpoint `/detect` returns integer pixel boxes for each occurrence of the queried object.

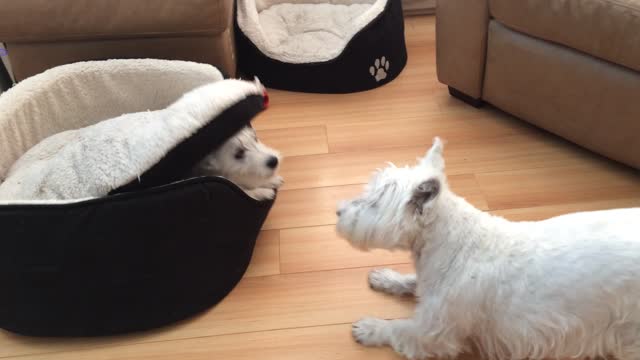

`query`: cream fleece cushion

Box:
[0,60,263,203]
[237,0,388,63]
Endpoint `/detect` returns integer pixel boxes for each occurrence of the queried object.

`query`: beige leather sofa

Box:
[0,0,236,82]
[436,0,640,169]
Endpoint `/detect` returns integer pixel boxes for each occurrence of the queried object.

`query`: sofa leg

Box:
[448,87,484,108]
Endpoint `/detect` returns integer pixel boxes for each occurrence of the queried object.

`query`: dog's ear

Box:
[419,137,445,171]
[408,178,441,215]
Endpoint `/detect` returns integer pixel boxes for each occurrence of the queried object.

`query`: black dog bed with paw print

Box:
[236,0,408,93]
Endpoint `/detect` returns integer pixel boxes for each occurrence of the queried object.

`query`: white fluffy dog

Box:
[336,137,640,360]
[193,126,282,200]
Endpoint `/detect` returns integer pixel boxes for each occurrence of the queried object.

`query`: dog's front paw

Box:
[246,188,276,201]
[369,269,416,296]
[269,176,284,189]
[352,318,390,347]
[369,268,395,292]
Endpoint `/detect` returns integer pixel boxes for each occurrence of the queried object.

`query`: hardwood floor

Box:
[1,15,639,360]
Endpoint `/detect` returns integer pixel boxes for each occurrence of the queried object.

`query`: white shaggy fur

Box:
[193,126,282,201]
[237,0,388,63]
[0,59,225,184]
[336,137,640,360]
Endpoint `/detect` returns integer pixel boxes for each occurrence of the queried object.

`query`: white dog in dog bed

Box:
[336,137,640,360]
[193,126,282,201]
[0,78,282,203]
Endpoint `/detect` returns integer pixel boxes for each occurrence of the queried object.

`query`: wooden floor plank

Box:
[280,225,412,274]
[264,174,488,230]
[11,324,407,360]
[245,230,280,278]
[253,89,441,132]
[326,111,526,153]
[263,184,364,230]
[278,144,473,191]
[278,132,600,192]
[492,198,640,222]
[252,46,440,132]
[477,163,640,211]
[455,132,602,174]
[0,266,414,358]
[257,126,328,157]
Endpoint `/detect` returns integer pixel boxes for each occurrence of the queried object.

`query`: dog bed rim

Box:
[0,59,219,114]
[237,0,390,64]
[0,176,274,208]
[0,59,225,183]
[0,59,266,202]
[237,0,393,67]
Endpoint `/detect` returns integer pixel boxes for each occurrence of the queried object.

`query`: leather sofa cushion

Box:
[490,0,640,72]
[483,21,640,169]
[0,0,234,42]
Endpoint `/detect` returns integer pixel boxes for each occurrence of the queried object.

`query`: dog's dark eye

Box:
[234,148,246,160]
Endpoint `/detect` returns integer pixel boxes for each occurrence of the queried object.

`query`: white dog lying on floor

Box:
[193,126,282,201]
[336,137,640,360]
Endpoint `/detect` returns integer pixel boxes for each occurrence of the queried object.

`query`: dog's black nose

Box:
[266,156,279,169]
[336,209,342,217]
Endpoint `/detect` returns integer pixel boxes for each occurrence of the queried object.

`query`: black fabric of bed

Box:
[236,0,408,94]
[0,93,274,337]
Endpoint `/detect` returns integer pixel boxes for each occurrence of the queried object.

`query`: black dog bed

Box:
[0,60,274,337]
[236,0,408,93]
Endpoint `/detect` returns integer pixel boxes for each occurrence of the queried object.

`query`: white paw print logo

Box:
[370,56,390,82]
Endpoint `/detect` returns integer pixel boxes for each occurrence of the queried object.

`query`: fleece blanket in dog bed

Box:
[236,0,408,93]
[0,59,274,337]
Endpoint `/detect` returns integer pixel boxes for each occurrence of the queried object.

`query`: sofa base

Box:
[448,86,484,108]
[483,21,640,169]
[6,31,236,81]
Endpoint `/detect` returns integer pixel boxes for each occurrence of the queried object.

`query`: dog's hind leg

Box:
[368,268,416,296]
